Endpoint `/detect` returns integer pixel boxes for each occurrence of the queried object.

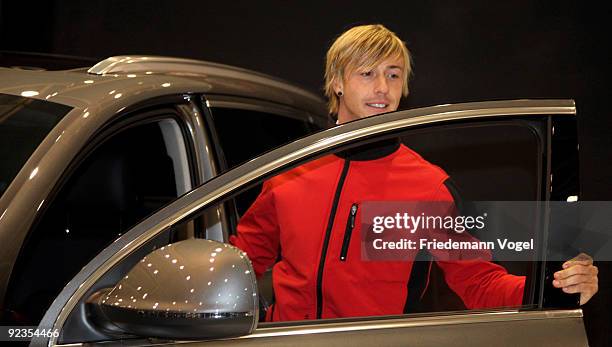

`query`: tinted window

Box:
[402,120,544,201]
[223,118,547,322]
[0,94,72,197]
[210,107,314,170]
[5,119,192,325]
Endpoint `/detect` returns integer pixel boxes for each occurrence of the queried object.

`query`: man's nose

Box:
[374,74,389,94]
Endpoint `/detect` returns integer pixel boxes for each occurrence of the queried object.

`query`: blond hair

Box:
[324,24,412,118]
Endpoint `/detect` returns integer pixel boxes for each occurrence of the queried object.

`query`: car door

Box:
[1,99,206,327]
[32,100,588,347]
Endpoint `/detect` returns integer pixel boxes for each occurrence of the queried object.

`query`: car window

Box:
[209,106,317,170]
[402,120,544,200]
[226,118,546,321]
[0,94,72,198]
[5,117,194,326]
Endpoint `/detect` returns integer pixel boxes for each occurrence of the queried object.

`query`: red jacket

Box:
[231,143,524,321]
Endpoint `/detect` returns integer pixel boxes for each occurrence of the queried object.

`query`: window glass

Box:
[225,119,544,322]
[0,94,72,198]
[401,120,543,201]
[210,107,315,170]
[5,118,192,325]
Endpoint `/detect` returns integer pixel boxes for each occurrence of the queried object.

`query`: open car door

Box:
[34,100,588,347]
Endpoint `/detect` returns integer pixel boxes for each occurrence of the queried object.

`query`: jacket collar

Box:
[335,138,400,161]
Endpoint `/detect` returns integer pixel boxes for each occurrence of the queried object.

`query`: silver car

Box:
[0,57,587,346]
[0,57,589,346]
[0,55,327,330]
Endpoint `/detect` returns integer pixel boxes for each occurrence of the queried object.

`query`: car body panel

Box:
[29,99,585,346]
[0,58,326,116]
[188,310,586,347]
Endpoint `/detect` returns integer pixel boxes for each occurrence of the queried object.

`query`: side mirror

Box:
[86,239,258,339]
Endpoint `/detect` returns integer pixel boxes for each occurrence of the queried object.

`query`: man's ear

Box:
[332,78,343,95]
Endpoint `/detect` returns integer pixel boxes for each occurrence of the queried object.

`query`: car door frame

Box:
[33,99,587,347]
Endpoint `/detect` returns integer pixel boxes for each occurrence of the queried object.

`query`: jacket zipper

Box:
[339,203,358,261]
[316,159,351,319]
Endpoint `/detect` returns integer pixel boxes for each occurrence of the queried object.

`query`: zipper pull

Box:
[349,204,357,228]
[340,203,359,261]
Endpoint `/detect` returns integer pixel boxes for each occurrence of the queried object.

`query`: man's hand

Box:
[553,253,599,305]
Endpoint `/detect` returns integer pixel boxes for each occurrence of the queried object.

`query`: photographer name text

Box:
[372,238,534,252]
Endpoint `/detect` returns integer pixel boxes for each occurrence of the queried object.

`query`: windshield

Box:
[0,94,72,197]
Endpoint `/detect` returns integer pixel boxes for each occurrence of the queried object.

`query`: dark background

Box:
[1,0,610,345]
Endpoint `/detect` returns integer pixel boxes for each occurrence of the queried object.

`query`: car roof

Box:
[0,55,327,118]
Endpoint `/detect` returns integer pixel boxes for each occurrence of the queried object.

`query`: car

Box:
[19,99,592,346]
[0,55,328,330]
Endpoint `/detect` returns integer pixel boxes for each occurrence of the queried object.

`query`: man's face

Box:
[336,56,404,124]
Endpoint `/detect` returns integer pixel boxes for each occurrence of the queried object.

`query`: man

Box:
[231,24,598,321]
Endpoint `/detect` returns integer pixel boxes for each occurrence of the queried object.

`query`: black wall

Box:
[1,1,610,345]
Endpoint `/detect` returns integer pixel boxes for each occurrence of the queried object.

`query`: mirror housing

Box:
[86,239,258,339]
